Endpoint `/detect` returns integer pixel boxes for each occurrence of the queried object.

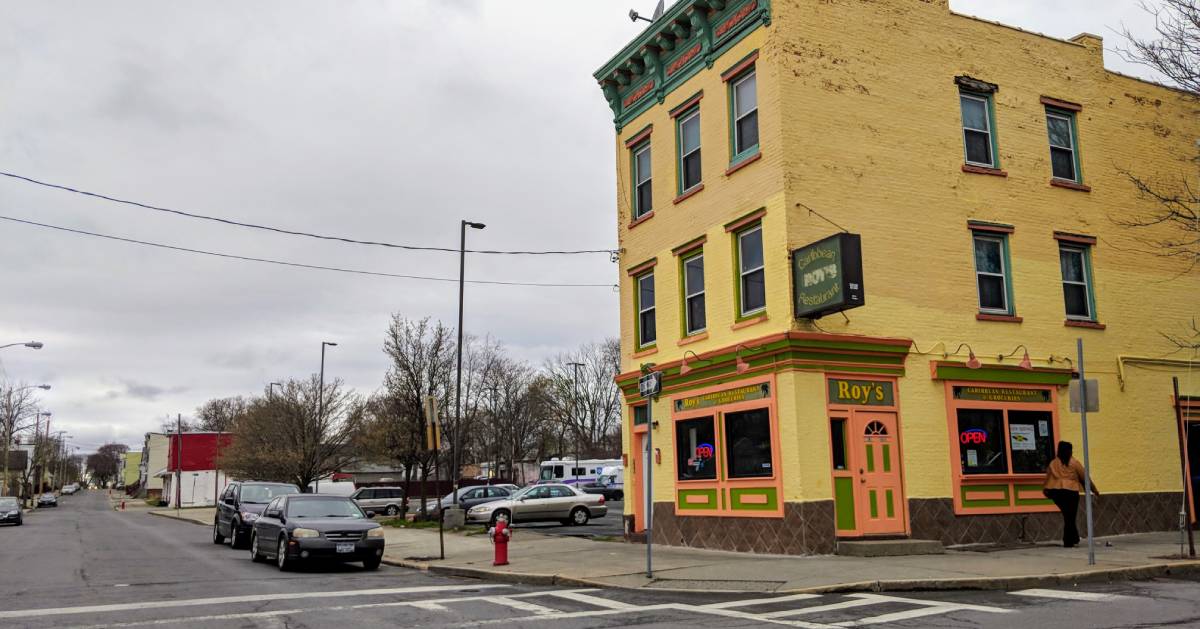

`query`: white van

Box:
[306,479,357,496]
[537,458,622,486]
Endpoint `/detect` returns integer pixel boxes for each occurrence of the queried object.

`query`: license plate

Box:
[336,543,355,554]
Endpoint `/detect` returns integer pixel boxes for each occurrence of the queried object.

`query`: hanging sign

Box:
[674,383,770,412]
[828,379,894,406]
[791,233,865,319]
[953,386,1050,404]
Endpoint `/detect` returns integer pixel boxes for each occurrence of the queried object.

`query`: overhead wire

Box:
[0,215,617,289]
[0,171,618,257]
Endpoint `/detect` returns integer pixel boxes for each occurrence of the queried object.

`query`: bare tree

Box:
[544,339,623,460]
[218,377,363,491]
[86,443,128,487]
[1116,0,1200,270]
[1,380,41,496]
[194,396,248,432]
[482,358,550,484]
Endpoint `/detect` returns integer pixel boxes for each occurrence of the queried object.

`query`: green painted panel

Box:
[936,364,1071,386]
[960,484,1012,508]
[882,444,891,473]
[869,490,878,518]
[729,487,778,511]
[834,477,856,531]
[885,489,895,518]
[865,444,875,473]
[1014,483,1055,506]
[676,488,719,511]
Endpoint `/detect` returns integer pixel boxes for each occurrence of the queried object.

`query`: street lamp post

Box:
[568,362,585,487]
[0,341,43,351]
[317,342,337,494]
[453,220,485,507]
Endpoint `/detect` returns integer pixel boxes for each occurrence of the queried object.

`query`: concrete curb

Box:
[148,510,209,527]
[380,558,1200,594]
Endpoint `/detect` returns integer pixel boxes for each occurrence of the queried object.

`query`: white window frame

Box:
[1059,244,1092,320]
[1046,110,1078,182]
[973,235,1009,314]
[678,109,702,193]
[738,226,766,317]
[732,70,758,156]
[633,143,652,218]
[683,252,706,335]
[960,93,994,168]
[637,272,656,348]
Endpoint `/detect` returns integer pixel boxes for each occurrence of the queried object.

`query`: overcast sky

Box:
[0,1,1169,455]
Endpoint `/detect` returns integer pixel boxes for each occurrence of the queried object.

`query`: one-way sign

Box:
[639,371,662,398]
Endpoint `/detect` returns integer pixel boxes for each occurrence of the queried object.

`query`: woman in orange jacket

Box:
[1043,441,1099,548]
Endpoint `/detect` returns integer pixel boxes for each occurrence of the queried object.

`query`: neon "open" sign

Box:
[695,443,714,459]
[960,428,988,445]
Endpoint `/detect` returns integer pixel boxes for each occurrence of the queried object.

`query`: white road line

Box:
[462,602,839,628]
[407,601,449,611]
[834,605,963,627]
[848,593,1012,614]
[761,597,883,618]
[541,590,637,609]
[704,593,822,609]
[0,584,509,620]
[486,596,559,615]
[1011,588,1131,602]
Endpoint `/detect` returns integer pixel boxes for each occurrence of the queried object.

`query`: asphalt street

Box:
[4,490,1200,628]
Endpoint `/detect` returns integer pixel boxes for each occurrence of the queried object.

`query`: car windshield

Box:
[240,484,299,504]
[287,498,364,519]
[538,467,555,481]
[0,498,17,509]
[597,475,615,485]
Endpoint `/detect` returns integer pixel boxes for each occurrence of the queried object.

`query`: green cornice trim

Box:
[596,0,772,132]
[931,361,1073,386]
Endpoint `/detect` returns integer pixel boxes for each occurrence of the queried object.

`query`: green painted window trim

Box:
[1045,106,1083,184]
[676,488,719,510]
[727,66,760,165]
[634,270,657,350]
[1059,242,1098,322]
[959,89,1001,169]
[933,362,1071,385]
[972,231,1016,317]
[679,249,707,338]
[630,138,653,219]
[960,484,1012,509]
[675,105,702,196]
[732,223,766,320]
[834,477,856,531]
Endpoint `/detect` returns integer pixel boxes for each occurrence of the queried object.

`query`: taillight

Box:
[598,495,605,505]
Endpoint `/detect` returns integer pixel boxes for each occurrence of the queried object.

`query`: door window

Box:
[548,486,573,498]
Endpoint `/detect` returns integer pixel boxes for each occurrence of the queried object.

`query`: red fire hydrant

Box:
[120,500,126,511]
[489,514,512,566]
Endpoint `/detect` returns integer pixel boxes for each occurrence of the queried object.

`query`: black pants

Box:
[1046,489,1080,547]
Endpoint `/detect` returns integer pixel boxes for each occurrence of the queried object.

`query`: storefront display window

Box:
[1008,410,1055,474]
[957,409,1007,474]
[676,417,717,481]
[726,408,773,478]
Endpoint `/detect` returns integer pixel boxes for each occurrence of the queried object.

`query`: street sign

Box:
[639,371,662,398]
[1069,379,1099,413]
[423,395,441,451]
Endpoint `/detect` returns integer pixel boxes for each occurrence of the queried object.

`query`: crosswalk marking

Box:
[486,596,559,615]
[834,605,965,627]
[542,590,637,609]
[407,601,449,611]
[761,597,882,618]
[1011,588,1130,602]
[704,593,821,609]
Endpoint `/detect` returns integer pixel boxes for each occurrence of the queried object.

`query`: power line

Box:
[0,171,617,257]
[0,215,617,289]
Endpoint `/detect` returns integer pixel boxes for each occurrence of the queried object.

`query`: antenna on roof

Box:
[629,0,665,23]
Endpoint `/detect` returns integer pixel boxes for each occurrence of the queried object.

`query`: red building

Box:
[156,432,233,508]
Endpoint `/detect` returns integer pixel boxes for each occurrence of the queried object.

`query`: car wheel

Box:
[363,556,381,571]
[230,521,243,549]
[614,491,624,501]
[249,533,263,563]
[277,537,292,571]
[385,505,399,516]
[489,510,510,527]
[212,521,225,544]
[569,507,589,526]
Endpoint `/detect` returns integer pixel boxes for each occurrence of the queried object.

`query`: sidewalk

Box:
[380,527,1200,594]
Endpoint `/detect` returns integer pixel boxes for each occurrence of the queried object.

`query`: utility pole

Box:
[38,415,50,501]
[1174,377,1196,557]
[1077,339,1096,566]
[175,413,182,515]
[568,362,585,487]
[453,219,485,507]
[318,342,337,494]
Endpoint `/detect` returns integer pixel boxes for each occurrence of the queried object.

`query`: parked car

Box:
[214,481,301,549]
[0,497,21,525]
[350,487,406,517]
[424,485,516,513]
[466,483,606,527]
[61,483,79,495]
[37,492,57,508]
[307,480,358,497]
[249,494,385,571]
[580,472,624,501]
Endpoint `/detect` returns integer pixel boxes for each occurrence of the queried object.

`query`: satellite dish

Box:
[651,0,665,20]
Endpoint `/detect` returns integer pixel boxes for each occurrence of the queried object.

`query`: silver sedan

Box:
[466,483,607,527]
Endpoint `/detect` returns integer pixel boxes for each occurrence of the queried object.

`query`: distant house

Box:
[155,432,233,508]
[2,450,29,496]
[138,433,170,502]
[119,451,142,491]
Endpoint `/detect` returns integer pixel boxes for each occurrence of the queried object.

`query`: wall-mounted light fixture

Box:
[999,345,1034,370]
[948,343,982,369]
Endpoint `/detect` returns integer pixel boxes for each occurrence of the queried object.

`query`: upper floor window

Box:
[972,233,1012,315]
[636,271,656,348]
[682,252,706,336]
[1046,109,1080,182]
[731,70,759,159]
[1059,244,1094,320]
[678,109,702,193]
[737,225,765,317]
[960,92,997,168]
[632,141,652,218]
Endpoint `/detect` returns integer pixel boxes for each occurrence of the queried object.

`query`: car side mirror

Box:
[367,511,376,519]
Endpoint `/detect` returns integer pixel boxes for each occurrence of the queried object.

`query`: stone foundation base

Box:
[646,501,836,555]
[908,492,1182,546]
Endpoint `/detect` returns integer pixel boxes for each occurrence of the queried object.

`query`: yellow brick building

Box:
[595,0,1200,553]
